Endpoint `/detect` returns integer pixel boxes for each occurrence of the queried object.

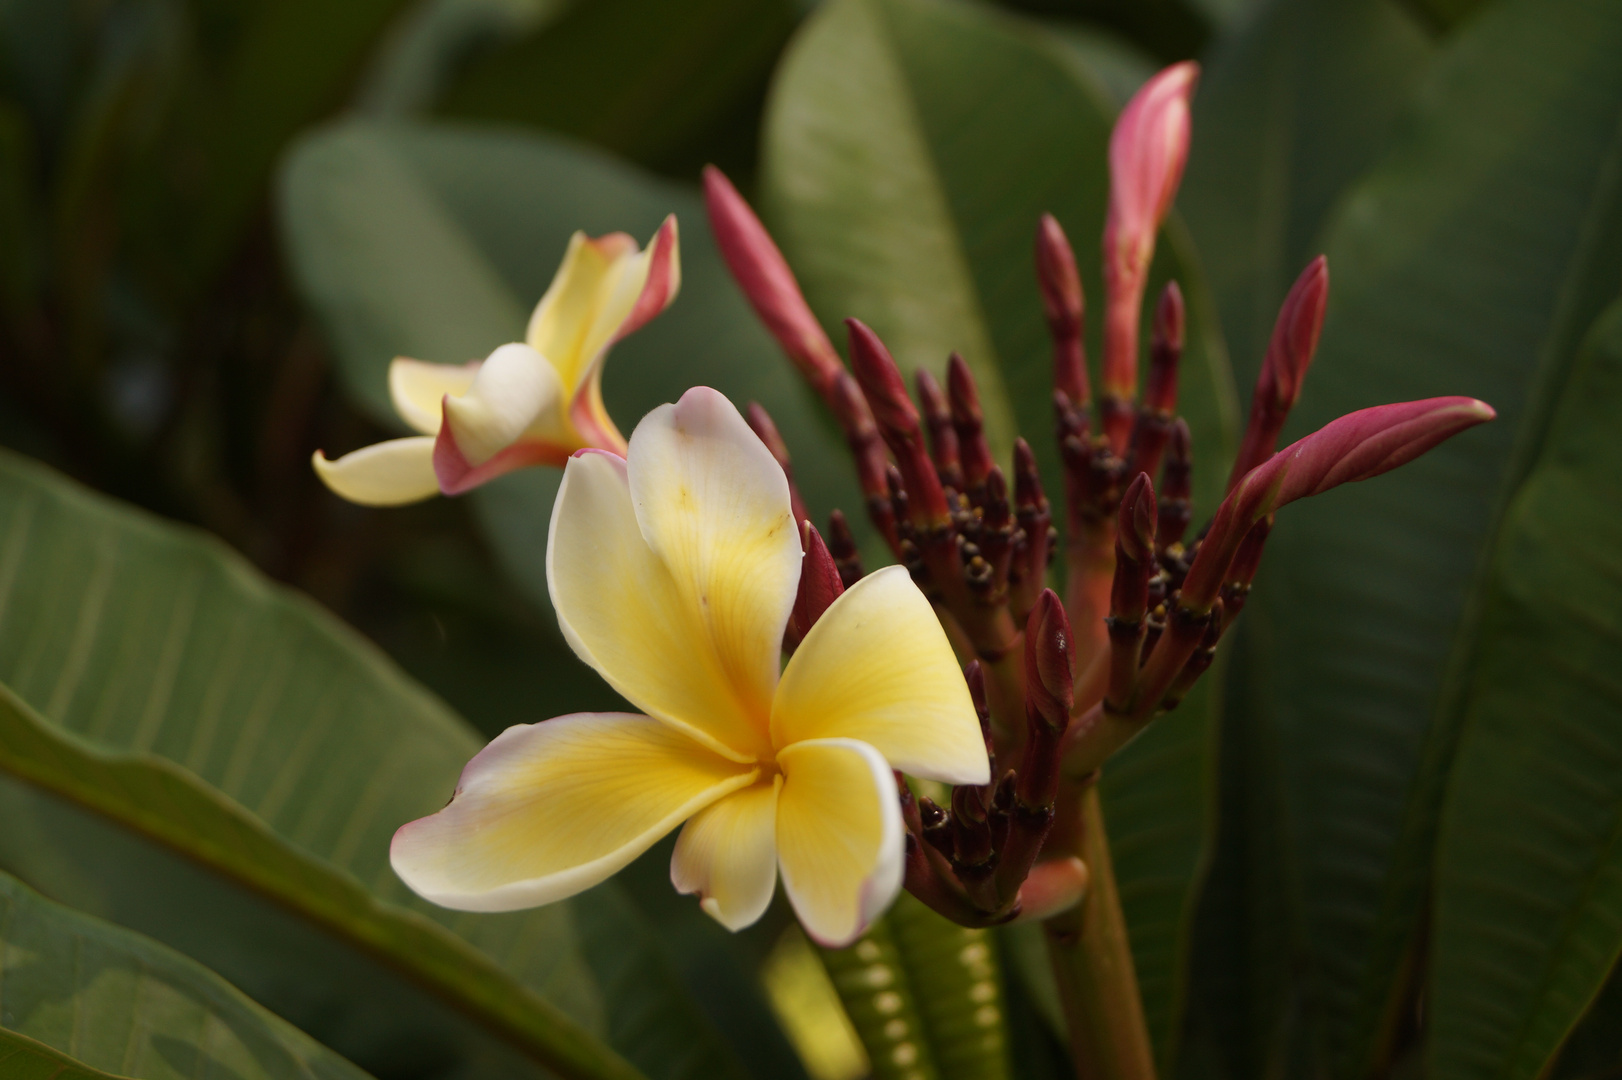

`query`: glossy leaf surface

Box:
[0,870,372,1080]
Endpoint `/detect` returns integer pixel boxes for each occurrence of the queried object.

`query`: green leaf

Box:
[1228,0,1622,1073]
[886,893,1009,1080]
[1179,0,1433,390]
[759,0,1237,1065]
[0,869,373,1080]
[276,119,866,608]
[435,0,800,177]
[1428,300,1622,1080]
[0,447,641,1080]
[0,1029,134,1080]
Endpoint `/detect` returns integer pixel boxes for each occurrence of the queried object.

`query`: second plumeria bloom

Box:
[313,218,680,506]
[390,387,988,946]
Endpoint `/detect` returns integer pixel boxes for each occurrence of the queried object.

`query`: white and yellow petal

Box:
[671,776,781,931]
[773,566,988,786]
[526,218,681,395]
[312,436,440,507]
[547,447,774,762]
[438,342,564,465]
[389,357,481,435]
[628,387,800,723]
[390,712,756,913]
[775,737,905,948]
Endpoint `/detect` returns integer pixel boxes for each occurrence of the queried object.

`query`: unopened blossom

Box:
[390,387,987,946]
[1101,61,1197,449]
[313,218,680,506]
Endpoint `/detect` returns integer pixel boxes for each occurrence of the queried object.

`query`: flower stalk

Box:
[702,57,1493,1074]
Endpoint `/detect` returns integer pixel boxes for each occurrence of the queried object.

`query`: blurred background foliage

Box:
[0,0,1619,1079]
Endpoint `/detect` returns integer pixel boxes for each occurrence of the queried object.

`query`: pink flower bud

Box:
[1036,214,1089,409]
[785,522,845,652]
[1184,396,1495,610]
[1024,589,1074,731]
[1101,62,1198,446]
[1228,256,1330,488]
[703,166,844,396]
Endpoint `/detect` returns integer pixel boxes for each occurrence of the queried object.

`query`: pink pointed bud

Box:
[1145,281,1185,415]
[703,166,844,396]
[1185,396,1495,611]
[745,401,810,533]
[1037,213,1089,409]
[848,319,950,525]
[1101,62,1198,452]
[786,521,845,652]
[948,353,993,494]
[1024,589,1074,732]
[826,509,864,588]
[916,368,962,490]
[1229,256,1331,488]
[1116,472,1157,567]
[1157,418,1193,549]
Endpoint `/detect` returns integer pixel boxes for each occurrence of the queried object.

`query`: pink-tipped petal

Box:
[704,167,844,396]
[1229,256,1331,487]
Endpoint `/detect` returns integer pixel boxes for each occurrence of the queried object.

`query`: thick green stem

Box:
[1042,785,1156,1080]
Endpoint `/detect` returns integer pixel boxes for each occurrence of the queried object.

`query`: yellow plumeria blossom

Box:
[312,217,680,506]
[390,387,987,946]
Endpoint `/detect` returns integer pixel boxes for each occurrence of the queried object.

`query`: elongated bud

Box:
[1107,473,1157,708]
[1102,62,1198,453]
[975,466,1014,597]
[947,353,993,496]
[916,368,963,490]
[1011,857,1089,922]
[1185,396,1495,612]
[829,371,898,553]
[848,320,951,526]
[746,402,810,532]
[703,166,843,395]
[1229,256,1330,488]
[1037,214,1089,409]
[1010,439,1053,619]
[827,509,864,588]
[1130,282,1184,481]
[1024,589,1074,730]
[1157,418,1192,550]
[1145,281,1184,414]
[786,522,845,652]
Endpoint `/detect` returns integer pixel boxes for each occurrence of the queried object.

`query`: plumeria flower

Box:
[390,387,988,946]
[312,218,680,506]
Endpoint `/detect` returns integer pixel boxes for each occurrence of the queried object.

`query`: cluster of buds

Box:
[702,62,1493,928]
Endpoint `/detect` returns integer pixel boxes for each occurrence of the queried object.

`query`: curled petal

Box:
[312,436,439,506]
[773,566,987,785]
[548,446,774,762]
[628,387,801,726]
[527,218,681,452]
[671,776,782,931]
[390,713,756,912]
[438,343,564,467]
[776,738,904,948]
[389,357,481,436]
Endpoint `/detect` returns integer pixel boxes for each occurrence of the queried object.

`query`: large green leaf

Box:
[0,448,648,1080]
[436,0,799,178]
[0,870,372,1080]
[1179,0,1433,390]
[1230,0,1622,1073]
[276,119,867,607]
[759,0,1237,1065]
[0,1030,132,1080]
[1428,301,1622,1079]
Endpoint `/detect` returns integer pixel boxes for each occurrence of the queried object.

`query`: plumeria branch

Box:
[704,57,1494,1080]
